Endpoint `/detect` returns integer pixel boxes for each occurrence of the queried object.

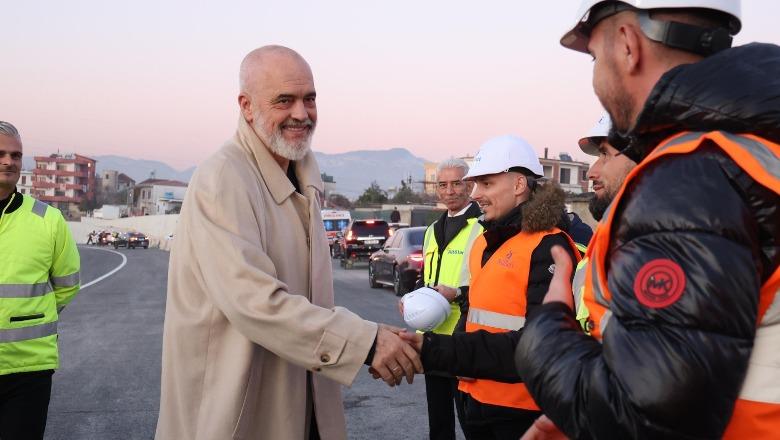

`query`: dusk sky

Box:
[4,1,779,170]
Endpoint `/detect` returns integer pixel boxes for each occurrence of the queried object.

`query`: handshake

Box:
[367,324,425,387]
[367,285,456,387]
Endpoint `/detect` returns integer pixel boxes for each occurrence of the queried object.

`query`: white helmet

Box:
[578,113,612,156]
[561,0,741,55]
[401,287,451,332]
[463,135,543,180]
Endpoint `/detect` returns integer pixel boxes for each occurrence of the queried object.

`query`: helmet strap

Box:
[636,10,733,56]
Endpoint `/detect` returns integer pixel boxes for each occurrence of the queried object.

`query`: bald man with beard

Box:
[155,46,422,440]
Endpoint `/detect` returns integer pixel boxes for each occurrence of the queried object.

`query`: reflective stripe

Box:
[572,259,588,313]
[467,308,526,331]
[50,272,80,288]
[722,133,780,181]
[458,221,484,287]
[600,310,612,337]
[589,259,610,308]
[739,322,780,403]
[0,321,58,343]
[575,242,588,254]
[0,282,52,298]
[762,289,780,326]
[31,200,48,218]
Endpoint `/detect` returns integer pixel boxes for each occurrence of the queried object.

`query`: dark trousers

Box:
[425,374,468,440]
[0,370,54,440]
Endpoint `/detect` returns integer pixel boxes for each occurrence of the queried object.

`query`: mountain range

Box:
[23,148,429,199]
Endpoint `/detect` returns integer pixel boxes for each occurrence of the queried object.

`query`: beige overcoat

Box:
[155,117,377,440]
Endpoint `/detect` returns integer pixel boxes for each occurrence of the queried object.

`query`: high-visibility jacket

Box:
[459,228,580,410]
[0,193,80,376]
[422,217,483,335]
[581,131,780,438]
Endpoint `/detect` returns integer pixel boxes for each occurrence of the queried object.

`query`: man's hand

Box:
[520,415,568,440]
[542,245,575,310]
[432,285,457,302]
[398,330,423,352]
[370,324,423,386]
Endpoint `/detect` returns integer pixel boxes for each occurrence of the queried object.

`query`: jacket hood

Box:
[613,43,780,162]
[522,181,566,233]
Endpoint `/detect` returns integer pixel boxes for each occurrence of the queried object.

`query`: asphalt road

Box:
[44,247,465,440]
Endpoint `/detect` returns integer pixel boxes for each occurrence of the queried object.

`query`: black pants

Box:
[0,370,53,440]
[425,374,468,440]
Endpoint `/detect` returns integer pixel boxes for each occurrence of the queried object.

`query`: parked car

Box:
[388,222,410,237]
[339,219,390,269]
[368,226,426,296]
[114,232,150,249]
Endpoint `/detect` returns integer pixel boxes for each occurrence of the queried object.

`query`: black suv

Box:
[339,220,389,269]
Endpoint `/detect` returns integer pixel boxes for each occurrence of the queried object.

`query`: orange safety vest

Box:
[459,228,580,410]
[581,131,780,438]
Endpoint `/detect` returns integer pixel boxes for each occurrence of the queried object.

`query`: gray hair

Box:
[436,157,469,178]
[0,121,20,141]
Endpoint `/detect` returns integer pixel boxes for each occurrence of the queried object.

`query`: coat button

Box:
[320,354,330,363]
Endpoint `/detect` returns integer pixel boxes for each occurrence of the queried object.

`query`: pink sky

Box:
[3,1,779,170]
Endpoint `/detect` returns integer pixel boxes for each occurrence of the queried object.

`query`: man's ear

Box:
[513,174,527,196]
[238,94,253,123]
[617,22,643,75]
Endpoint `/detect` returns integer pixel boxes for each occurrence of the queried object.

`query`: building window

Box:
[543,165,552,178]
[20,189,25,194]
[581,169,588,182]
[560,168,571,185]
[21,176,27,185]
[37,163,47,170]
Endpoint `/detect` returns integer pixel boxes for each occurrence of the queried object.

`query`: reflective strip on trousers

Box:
[50,272,80,288]
[0,282,52,298]
[458,223,484,287]
[0,321,58,343]
[467,308,526,331]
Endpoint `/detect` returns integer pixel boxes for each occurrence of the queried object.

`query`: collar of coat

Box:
[234,116,324,205]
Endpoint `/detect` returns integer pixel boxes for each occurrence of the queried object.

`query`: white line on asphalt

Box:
[78,246,128,290]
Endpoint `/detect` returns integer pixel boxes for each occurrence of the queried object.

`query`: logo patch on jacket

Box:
[633,259,686,308]
[498,250,514,268]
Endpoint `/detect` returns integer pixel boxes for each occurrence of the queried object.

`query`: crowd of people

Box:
[1,0,778,439]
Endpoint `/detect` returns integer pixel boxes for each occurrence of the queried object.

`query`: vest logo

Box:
[447,249,464,255]
[547,264,556,274]
[633,258,686,309]
[498,250,514,268]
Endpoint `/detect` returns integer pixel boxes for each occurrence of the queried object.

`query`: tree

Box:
[391,180,422,204]
[355,181,388,206]
[327,193,352,209]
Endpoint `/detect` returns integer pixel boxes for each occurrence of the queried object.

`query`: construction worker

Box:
[0,121,81,440]
[516,1,780,438]
[407,135,580,440]
[418,157,482,440]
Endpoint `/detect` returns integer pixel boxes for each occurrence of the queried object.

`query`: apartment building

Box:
[32,153,97,218]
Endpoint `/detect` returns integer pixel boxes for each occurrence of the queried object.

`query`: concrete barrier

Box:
[68,214,179,251]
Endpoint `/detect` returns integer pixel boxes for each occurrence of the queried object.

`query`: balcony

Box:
[38,195,83,203]
[33,169,89,178]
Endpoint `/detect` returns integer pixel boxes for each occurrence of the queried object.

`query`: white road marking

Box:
[78,246,128,290]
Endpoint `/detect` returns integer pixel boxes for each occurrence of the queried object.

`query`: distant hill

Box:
[314,148,428,198]
[23,148,430,198]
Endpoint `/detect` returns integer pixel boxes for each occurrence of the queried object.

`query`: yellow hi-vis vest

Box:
[0,194,80,375]
[422,217,483,335]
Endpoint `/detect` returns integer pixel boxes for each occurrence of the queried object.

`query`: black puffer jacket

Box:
[515,43,780,439]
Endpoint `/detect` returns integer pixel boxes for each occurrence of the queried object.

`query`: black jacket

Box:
[421,183,578,424]
[515,43,780,439]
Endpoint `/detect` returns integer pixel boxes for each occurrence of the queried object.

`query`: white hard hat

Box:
[561,0,741,55]
[463,135,543,180]
[578,113,611,156]
[401,287,451,332]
